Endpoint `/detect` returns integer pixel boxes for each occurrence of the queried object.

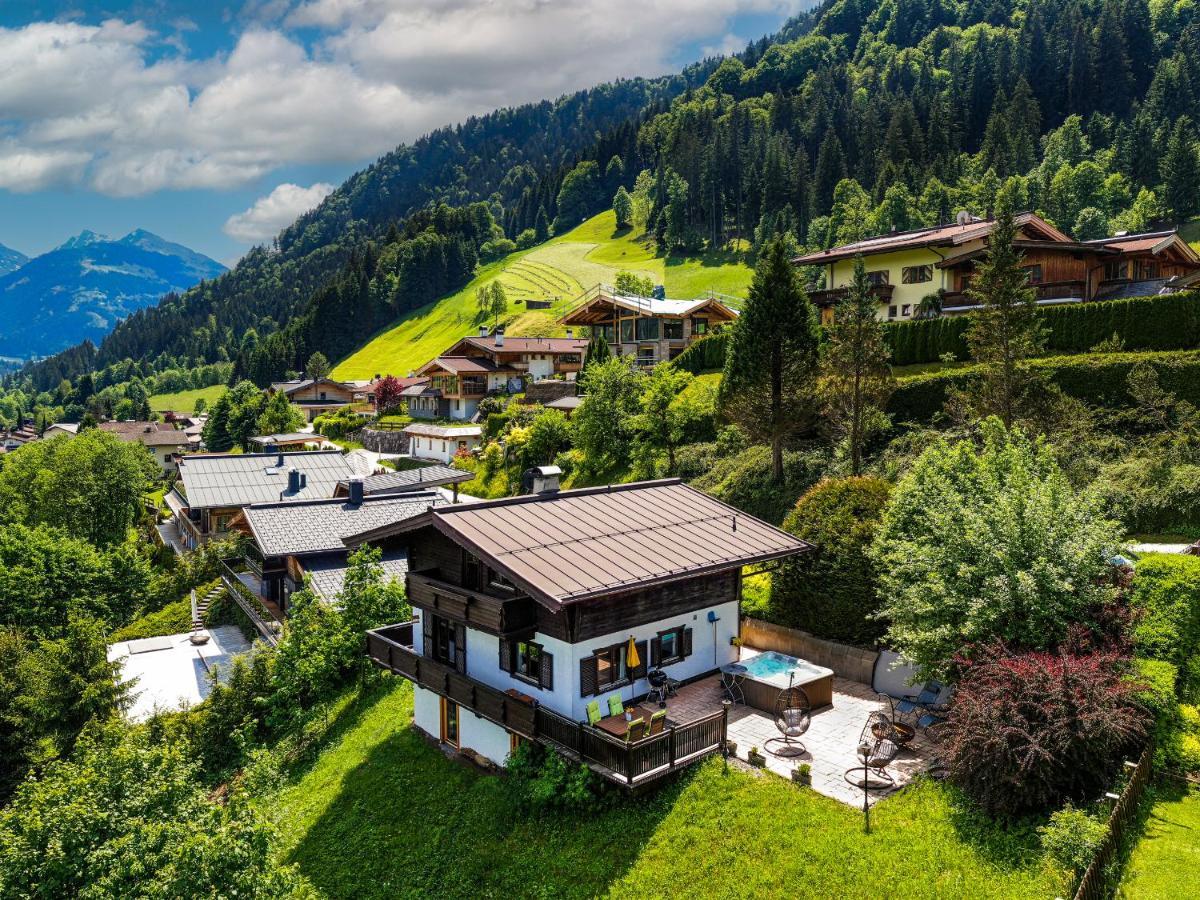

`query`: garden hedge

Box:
[887,350,1200,423]
[1131,554,1200,695]
[885,292,1200,365]
[671,332,728,374]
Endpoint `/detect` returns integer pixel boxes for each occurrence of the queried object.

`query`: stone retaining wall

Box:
[740,617,878,685]
[357,428,410,454]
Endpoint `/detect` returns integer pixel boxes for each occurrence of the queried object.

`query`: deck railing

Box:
[219,558,282,647]
[366,622,728,789]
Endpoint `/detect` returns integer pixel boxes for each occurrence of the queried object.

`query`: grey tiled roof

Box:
[242,492,441,557]
[350,465,472,496]
[302,549,409,602]
[177,450,356,509]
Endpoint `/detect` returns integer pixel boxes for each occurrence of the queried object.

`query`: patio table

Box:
[594,704,659,739]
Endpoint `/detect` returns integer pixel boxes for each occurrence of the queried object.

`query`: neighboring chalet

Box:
[248,432,326,451]
[795,213,1200,322]
[268,377,359,422]
[170,449,357,548]
[404,423,483,464]
[236,482,442,610]
[99,420,197,473]
[0,423,37,452]
[365,476,808,789]
[43,422,80,438]
[332,464,474,502]
[559,285,738,367]
[413,328,588,420]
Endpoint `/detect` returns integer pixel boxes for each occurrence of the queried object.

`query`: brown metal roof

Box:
[351,479,809,610]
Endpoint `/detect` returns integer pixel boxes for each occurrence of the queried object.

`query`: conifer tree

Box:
[820,255,894,474]
[718,236,820,481]
[202,391,233,452]
[613,186,633,229]
[1161,118,1200,221]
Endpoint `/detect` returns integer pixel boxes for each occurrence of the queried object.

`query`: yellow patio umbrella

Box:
[625,636,641,704]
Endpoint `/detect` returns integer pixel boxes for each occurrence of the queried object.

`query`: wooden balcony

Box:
[408,571,537,639]
[366,622,729,791]
[942,280,1088,309]
[809,283,894,307]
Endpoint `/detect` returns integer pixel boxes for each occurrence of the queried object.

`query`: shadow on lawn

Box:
[942,782,1052,872]
[286,719,687,900]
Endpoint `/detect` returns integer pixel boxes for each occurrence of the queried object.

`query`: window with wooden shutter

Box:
[454,622,466,674]
[421,611,433,657]
[579,655,597,697]
[681,626,693,658]
[498,639,513,672]
[650,636,661,667]
[539,651,554,691]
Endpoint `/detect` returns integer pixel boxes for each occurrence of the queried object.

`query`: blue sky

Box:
[0,2,805,266]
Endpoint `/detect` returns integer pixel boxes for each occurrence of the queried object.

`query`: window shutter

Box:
[421,612,433,656]
[632,641,647,680]
[498,639,512,672]
[650,636,661,667]
[579,656,597,697]
[454,622,466,674]
[539,651,554,691]
[681,626,693,658]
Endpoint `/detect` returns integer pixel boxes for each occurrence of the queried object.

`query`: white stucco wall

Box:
[458,712,512,766]
[412,684,441,739]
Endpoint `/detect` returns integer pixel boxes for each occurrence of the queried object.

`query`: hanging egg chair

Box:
[764,673,811,758]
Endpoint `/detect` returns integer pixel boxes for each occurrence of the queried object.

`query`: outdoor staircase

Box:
[190,583,225,643]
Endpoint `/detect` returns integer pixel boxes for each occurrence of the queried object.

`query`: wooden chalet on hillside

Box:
[795,213,1200,322]
[558,285,738,368]
[365,476,808,790]
[268,377,360,422]
[413,328,588,420]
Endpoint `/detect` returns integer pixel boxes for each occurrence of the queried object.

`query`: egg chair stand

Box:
[764,675,812,759]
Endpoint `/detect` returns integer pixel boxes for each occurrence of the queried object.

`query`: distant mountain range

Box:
[0,230,225,359]
[0,243,27,276]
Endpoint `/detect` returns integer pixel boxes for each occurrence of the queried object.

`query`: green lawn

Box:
[331,212,753,381]
[1119,783,1200,898]
[1179,217,1200,251]
[148,384,226,414]
[273,680,1067,900]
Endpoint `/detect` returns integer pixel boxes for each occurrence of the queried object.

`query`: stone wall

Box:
[740,617,878,685]
[524,380,577,404]
[357,427,410,454]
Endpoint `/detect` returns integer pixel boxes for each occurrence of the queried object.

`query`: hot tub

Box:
[730,650,834,710]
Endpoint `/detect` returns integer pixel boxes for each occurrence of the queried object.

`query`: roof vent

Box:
[347,477,364,505]
[521,464,562,495]
[495,329,505,348]
[479,325,489,337]
[955,210,975,226]
[276,450,285,467]
[287,467,301,494]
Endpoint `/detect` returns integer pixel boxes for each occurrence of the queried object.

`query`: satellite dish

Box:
[955,210,974,226]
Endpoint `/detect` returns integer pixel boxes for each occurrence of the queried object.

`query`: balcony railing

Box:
[408,572,537,638]
[809,283,895,307]
[367,622,728,790]
[219,557,283,647]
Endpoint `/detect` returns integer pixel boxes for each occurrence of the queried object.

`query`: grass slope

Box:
[148,384,226,414]
[331,211,753,381]
[274,679,1066,900]
[1119,783,1200,898]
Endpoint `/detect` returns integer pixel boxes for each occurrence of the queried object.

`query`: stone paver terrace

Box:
[664,662,939,806]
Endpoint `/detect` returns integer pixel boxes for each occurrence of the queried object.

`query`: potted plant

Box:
[792,763,812,786]
[747,746,766,768]
[725,739,738,757]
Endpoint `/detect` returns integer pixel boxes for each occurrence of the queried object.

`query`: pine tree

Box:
[201,391,233,452]
[717,236,820,481]
[813,133,848,215]
[820,255,894,474]
[963,200,1045,428]
[613,186,633,229]
[1161,118,1200,221]
[305,351,330,380]
[534,207,550,242]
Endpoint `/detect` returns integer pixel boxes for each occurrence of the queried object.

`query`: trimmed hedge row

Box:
[886,292,1200,365]
[888,350,1200,423]
[671,331,728,374]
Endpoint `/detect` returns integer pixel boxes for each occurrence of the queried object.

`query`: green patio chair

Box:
[608,695,624,717]
[648,709,667,735]
[625,717,645,742]
[586,700,602,726]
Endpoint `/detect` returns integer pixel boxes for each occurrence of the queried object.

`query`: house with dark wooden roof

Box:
[413,328,589,420]
[794,213,1200,322]
[558,284,738,367]
[234,484,441,611]
[364,476,809,788]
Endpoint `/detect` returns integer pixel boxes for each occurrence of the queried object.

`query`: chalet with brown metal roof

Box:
[795,213,1200,322]
[559,284,738,368]
[364,476,809,788]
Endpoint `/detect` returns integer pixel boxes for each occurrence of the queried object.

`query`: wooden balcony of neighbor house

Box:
[942,280,1088,309]
[366,622,729,791]
[809,283,895,307]
[457,377,488,398]
[407,571,538,639]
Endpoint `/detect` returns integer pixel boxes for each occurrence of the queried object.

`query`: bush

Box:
[1130,554,1200,681]
[1038,805,1108,873]
[689,444,829,525]
[505,741,601,811]
[769,477,891,645]
[671,332,728,374]
[109,597,192,641]
[885,292,1200,365]
[944,644,1149,817]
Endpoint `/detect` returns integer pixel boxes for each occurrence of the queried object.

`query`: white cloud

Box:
[223,181,336,242]
[0,2,805,212]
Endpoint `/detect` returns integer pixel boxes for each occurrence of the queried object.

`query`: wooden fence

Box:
[1073,742,1155,900]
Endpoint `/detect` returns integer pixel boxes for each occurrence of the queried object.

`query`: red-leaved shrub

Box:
[943,643,1149,817]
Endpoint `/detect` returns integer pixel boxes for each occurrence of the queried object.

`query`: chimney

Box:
[348,478,364,505]
[566,328,573,339]
[479,325,489,338]
[287,468,301,494]
[276,450,285,467]
[529,465,562,495]
[495,328,505,348]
